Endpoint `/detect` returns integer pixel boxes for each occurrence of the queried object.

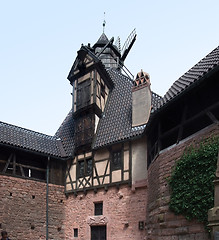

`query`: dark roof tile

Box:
[93,69,159,149]
[0,122,63,157]
[55,110,75,157]
[158,45,219,109]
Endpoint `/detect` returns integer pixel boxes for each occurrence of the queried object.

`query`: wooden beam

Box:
[206,111,218,123]
[2,153,13,173]
[84,175,92,187]
[19,165,25,177]
[160,101,219,140]
[13,154,16,175]
[94,164,101,186]
[102,159,110,185]
[65,159,74,191]
[77,178,84,189]
[0,159,7,164]
[16,163,46,172]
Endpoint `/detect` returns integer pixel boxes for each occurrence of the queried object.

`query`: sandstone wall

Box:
[0,175,65,240]
[146,123,219,240]
[64,184,147,240]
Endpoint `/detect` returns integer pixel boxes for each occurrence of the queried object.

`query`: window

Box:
[77,157,93,178]
[74,228,78,238]
[94,202,103,216]
[112,150,122,170]
[86,158,93,175]
[78,160,85,178]
[76,80,91,110]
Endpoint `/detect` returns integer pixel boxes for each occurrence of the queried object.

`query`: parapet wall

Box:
[146,123,219,240]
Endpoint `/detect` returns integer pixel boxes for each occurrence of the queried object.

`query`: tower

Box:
[67,43,114,154]
[67,29,137,154]
[92,33,121,69]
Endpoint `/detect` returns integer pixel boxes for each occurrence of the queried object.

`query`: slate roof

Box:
[55,110,75,157]
[158,45,219,109]
[151,92,162,112]
[93,33,109,46]
[0,69,161,155]
[93,69,159,149]
[92,33,120,58]
[2,41,217,156]
[0,121,65,157]
[56,68,161,151]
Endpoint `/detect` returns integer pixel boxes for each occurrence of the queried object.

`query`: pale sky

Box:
[0,0,219,135]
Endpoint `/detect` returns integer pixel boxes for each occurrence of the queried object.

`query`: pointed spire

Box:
[94,33,109,47]
[103,12,106,33]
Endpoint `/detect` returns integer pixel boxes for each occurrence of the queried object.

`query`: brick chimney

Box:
[132,70,151,127]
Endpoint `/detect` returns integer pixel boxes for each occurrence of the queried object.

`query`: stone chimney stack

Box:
[132,70,151,127]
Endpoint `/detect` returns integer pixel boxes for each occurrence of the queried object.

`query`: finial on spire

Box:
[103,12,106,33]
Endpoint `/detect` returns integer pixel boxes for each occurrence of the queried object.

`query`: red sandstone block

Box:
[189,224,205,233]
[178,234,195,240]
[165,212,177,221]
[161,228,176,236]
[146,237,156,240]
[159,206,169,213]
[176,215,187,220]
[194,232,209,240]
[175,226,189,235]
[158,236,174,240]
[165,220,182,228]
[177,219,190,227]
[171,236,178,240]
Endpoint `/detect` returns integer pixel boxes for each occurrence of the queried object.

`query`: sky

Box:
[0,0,219,135]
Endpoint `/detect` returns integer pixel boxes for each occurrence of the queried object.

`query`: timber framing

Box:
[0,151,46,181]
[147,66,219,166]
[65,142,132,194]
[0,145,66,185]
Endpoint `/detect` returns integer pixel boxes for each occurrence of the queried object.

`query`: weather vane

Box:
[103,12,106,33]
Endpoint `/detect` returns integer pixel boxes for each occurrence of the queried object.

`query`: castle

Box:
[0,30,219,240]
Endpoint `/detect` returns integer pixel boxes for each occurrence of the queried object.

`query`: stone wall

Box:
[64,184,147,240]
[1,124,218,240]
[146,123,219,240]
[0,175,65,240]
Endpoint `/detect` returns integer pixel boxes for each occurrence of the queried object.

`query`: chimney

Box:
[132,70,151,127]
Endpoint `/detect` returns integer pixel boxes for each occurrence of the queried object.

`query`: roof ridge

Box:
[0,121,54,139]
[160,45,219,108]
[54,109,73,137]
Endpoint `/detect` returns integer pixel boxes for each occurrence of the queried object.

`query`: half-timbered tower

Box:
[59,31,153,239]
[0,29,219,240]
[64,32,153,197]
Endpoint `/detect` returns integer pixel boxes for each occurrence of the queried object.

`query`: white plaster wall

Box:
[131,137,147,183]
